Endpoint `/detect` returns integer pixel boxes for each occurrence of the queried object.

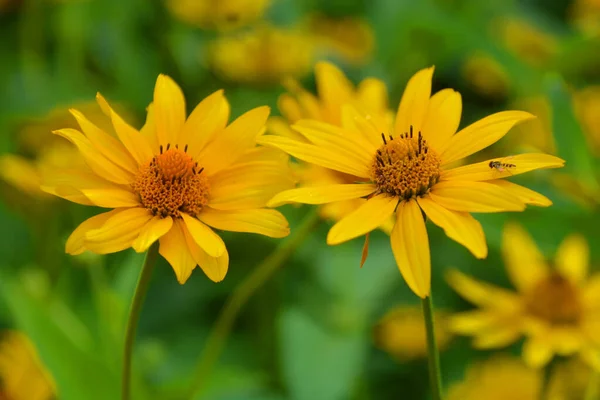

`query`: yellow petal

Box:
[200,106,270,176]
[441,153,565,181]
[85,208,153,254]
[141,102,159,154]
[522,336,554,367]
[199,208,290,238]
[394,67,435,137]
[278,93,304,123]
[486,180,552,207]
[445,268,520,308]
[182,225,229,282]
[429,180,525,213]
[472,326,522,349]
[105,103,154,166]
[154,74,186,146]
[449,310,503,334]
[132,216,173,253]
[267,116,307,142]
[65,210,121,255]
[502,222,549,292]
[257,135,370,178]
[159,219,196,284]
[267,183,376,207]
[327,194,397,245]
[356,78,389,116]
[390,199,430,298]
[555,234,589,285]
[315,61,354,123]
[0,155,44,196]
[417,196,487,258]
[53,129,134,185]
[421,88,462,153]
[340,104,387,149]
[180,213,226,257]
[183,90,230,157]
[440,111,535,165]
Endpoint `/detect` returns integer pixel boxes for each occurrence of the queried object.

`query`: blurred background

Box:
[0,0,599,399]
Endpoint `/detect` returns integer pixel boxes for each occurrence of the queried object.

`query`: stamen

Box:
[381,133,387,145]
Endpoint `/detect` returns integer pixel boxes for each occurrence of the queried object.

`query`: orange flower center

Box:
[525,272,581,325]
[132,144,210,218]
[370,128,441,199]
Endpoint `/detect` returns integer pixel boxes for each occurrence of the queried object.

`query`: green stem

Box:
[584,367,599,400]
[422,294,444,400]
[122,243,159,400]
[187,209,320,399]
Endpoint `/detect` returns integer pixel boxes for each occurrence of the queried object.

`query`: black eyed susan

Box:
[448,223,600,368]
[259,66,564,298]
[42,75,293,283]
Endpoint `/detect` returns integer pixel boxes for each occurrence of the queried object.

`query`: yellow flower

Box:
[42,75,292,283]
[373,305,452,361]
[461,53,510,100]
[492,17,558,67]
[448,223,600,368]
[207,25,314,85]
[165,0,270,31]
[573,85,600,157]
[505,96,556,154]
[447,355,542,400]
[259,66,564,298]
[0,331,56,400]
[546,358,598,400]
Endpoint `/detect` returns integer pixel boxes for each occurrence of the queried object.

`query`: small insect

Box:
[488,159,516,173]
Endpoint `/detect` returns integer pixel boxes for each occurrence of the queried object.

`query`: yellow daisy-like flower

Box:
[373,305,452,361]
[447,355,542,400]
[461,53,511,100]
[259,66,564,298]
[42,75,292,283]
[165,0,270,31]
[0,331,56,400]
[448,223,600,368]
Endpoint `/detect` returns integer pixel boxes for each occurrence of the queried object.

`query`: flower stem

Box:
[187,208,320,398]
[122,242,159,400]
[422,294,444,400]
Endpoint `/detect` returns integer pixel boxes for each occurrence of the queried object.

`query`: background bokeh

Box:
[0,0,599,399]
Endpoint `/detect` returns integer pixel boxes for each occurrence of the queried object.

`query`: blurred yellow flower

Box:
[506,96,556,154]
[374,305,452,360]
[260,66,564,298]
[546,358,599,400]
[448,223,600,368]
[461,53,511,100]
[0,331,56,400]
[569,0,600,36]
[165,0,270,31]
[573,85,600,157]
[492,17,558,67]
[42,75,292,284]
[208,25,314,85]
[447,355,542,400]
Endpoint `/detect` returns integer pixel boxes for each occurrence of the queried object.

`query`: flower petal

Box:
[199,208,290,238]
[502,222,549,292]
[141,102,159,154]
[315,61,354,123]
[421,88,462,153]
[154,74,186,146]
[486,180,552,207]
[446,269,521,309]
[356,78,389,116]
[394,67,434,136]
[522,336,554,367]
[555,234,589,285]
[183,90,230,157]
[429,180,525,213]
[390,199,430,298]
[65,210,121,255]
[85,208,153,254]
[473,326,522,349]
[417,196,487,258]
[180,213,226,257]
[441,111,535,165]
[267,183,376,207]
[182,225,229,282]
[327,194,397,245]
[159,219,196,284]
[132,216,173,253]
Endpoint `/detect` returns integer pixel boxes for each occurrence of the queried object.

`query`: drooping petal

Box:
[440,111,535,165]
[85,208,153,254]
[486,180,552,207]
[417,196,487,258]
[390,199,430,298]
[446,269,521,309]
[429,180,525,213]
[65,209,121,255]
[183,90,230,157]
[199,208,290,238]
[132,216,173,253]
[522,336,554,367]
[555,234,589,285]
[327,194,397,245]
[154,74,186,146]
[394,67,435,137]
[267,184,376,207]
[441,153,565,181]
[180,213,226,257]
[182,224,229,282]
[502,222,549,292]
[421,88,462,153]
[159,219,196,284]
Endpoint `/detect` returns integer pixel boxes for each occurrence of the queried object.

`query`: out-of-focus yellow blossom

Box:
[374,305,452,360]
[305,13,374,65]
[447,355,542,400]
[492,17,558,68]
[546,358,599,400]
[207,25,314,85]
[0,331,56,400]
[569,0,600,36]
[506,96,556,154]
[165,0,270,31]
[448,223,600,368]
[573,85,600,157]
[267,61,394,233]
[461,53,511,100]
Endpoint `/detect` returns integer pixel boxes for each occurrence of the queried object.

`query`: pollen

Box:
[525,272,581,325]
[132,144,210,218]
[370,128,442,199]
